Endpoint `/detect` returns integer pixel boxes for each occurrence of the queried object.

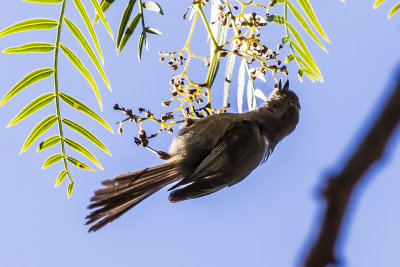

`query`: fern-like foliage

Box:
[0,0,114,197]
[96,0,164,60]
[374,0,400,18]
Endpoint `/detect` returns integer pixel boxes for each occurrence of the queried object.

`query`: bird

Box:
[86,80,300,232]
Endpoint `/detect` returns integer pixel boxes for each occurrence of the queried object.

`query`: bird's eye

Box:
[289,99,295,105]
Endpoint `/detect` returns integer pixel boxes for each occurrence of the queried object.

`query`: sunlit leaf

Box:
[55,170,68,187]
[237,58,246,113]
[138,31,146,61]
[244,63,257,111]
[224,41,238,107]
[286,38,321,80]
[42,154,63,169]
[297,0,330,42]
[3,42,55,53]
[37,136,61,152]
[0,68,54,106]
[64,17,111,91]
[67,156,94,171]
[144,27,163,35]
[8,93,55,127]
[142,1,164,15]
[206,52,221,90]
[64,138,103,169]
[94,0,115,23]
[388,3,400,18]
[286,22,322,77]
[73,0,104,64]
[0,18,58,38]
[21,115,58,153]
[374,0,386,9]
[254,89,267,101]
[89,0,113,39]
[67,182,74,198]
[246,80,257,111]
[276,0,327,51]
[62,118,110,155]
[60,44,102,110]
[59,92,113,133]
[24,0,62,3]
[116,0,136,48]
[118,13,141,54]
[94,0,114,23]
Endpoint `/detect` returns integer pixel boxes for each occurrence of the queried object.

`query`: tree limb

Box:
[302,74,400,267]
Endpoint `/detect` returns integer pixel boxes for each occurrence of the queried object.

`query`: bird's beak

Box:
[282,80,289,91]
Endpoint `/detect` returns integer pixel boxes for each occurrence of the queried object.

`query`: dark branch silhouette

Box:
[303,74,400,267]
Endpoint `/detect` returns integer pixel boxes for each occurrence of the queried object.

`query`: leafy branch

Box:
[96,0,164,59]
[0,0,114,197]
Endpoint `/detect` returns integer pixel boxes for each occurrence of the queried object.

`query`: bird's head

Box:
[266,79,301,111]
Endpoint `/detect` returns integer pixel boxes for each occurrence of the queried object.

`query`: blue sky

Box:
[1,1,400,267]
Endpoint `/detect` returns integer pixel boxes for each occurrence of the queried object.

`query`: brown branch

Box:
[302,74,400,267]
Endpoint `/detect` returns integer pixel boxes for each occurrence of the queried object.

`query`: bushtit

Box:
[86,80,300,232]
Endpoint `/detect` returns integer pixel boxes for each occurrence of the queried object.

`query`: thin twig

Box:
[303,74,400,267]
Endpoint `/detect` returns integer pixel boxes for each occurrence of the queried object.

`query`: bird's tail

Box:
[86,161,183,232]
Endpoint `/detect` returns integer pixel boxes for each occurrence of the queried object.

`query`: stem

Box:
[184,10,199,49]
[197,3,219,49]
[138,0,146,33]
[54,0,72,183]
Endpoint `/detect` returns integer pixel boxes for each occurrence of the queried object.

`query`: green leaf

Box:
[224,41,238,107]
[118,13,141,54]
[42,154,63,169]
[144,27,163,35]
[37,136,61,152]
[73,0,104,64]
[24,0,62,3]
[55,170,68,187]
[94,0,115,23]
[388,3,400,18]
[8,93,55,127]
[286,22,321,76]
[64,17,111,91]
[285,54,295,63]
[67,156,94,171]
[60,44,102,110]
[0,68,54,106]
[279,0,327,52]
[286,38,321,80]
[3,42,55,53]
[67,182,74,198]
[89,0,114,39]
[142,1,164,15]
[21,115,58,153]
[138,31,146,61]
[291,54,319,81]
[64,138,103,169]
[62,118,111,155]
[267,14,285,24]
[206,52,221,90]
[0,18,58,38]
[59,92,113,133]
[117,0,136,48]
[374,0,386,9]
[297,0,330,42]
[237,58,246,113]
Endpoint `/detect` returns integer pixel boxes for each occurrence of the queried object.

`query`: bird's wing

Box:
[168,119,265,196]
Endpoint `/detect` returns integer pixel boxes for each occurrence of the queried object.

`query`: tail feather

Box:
[86,161,182,232]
